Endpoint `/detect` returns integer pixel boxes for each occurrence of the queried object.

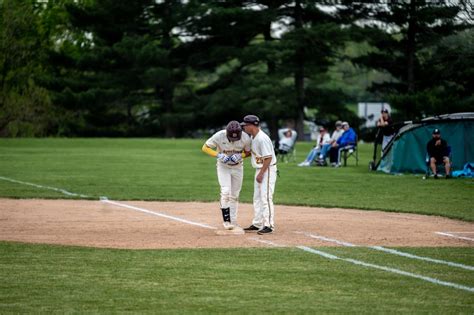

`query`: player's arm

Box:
[256,157,272,183]
[202,144,218,157]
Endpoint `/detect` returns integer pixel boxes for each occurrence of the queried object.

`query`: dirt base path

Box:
[0,198,472,249]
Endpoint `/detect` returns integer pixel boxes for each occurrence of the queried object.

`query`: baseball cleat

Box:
[223,222,234,230]
[243,224,260,232]
[257,226,273,235]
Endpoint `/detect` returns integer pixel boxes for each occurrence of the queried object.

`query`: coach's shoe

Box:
[243,224,260,232]
[434,174,439,179]
[257,226,273,235]
[446,174,452,179]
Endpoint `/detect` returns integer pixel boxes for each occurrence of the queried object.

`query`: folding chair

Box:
[277,145,296,163]
[342,146,358,166]
[341,136,358,166]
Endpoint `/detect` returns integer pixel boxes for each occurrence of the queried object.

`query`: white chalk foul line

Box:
[0,176,89,198]
[249,239,474,293]
[297,231,474,271]
[436,232,474,242]
[99,197,217,230]
[0,175,217,230]
[343,257,474,293]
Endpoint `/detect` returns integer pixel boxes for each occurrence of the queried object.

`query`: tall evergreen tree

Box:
[186,1,352,139]
[347,1,473,120]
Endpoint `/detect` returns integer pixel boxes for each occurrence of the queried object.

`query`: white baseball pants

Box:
[252,165,277,229]
[217,163,244,224]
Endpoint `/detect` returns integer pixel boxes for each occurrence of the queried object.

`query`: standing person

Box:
[427,128,451,179]
[377,108,395,151]
[202,121,251,230]
[240,115,277,235]
[298,127,331,166]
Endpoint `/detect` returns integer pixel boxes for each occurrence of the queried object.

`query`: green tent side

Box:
[377,118,474,174]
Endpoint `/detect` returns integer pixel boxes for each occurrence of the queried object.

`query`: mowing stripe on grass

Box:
[100,197,217,230]
[0,176,89,198]
[297,231,474,271]
[436,232,474,242]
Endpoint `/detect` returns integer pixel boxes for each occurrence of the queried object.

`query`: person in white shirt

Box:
[276,127,297,155]
[240,115,277,235]
[202,121,251,230]
[298,126,331,166]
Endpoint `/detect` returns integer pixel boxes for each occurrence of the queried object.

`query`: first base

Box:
[215,228,245,235]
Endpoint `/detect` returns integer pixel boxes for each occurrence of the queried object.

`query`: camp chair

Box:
[277,144,296,163]
[425,146,452,178]
[341,136,358,166]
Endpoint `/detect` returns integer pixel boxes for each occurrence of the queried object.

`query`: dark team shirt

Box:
[381,117,395,136]
[427,138,448,158]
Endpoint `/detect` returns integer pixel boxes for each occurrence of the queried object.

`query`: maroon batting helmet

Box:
[226,120,242,141]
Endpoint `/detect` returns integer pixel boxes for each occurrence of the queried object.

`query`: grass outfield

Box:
[0,138,472,221]
[1,242,473,313]
[0,138,473,313]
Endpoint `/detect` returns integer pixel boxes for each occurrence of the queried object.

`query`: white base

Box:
[215,228,245,235]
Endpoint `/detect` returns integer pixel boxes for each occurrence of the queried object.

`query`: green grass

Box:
[0,138,472,220]
[0,138,473,313]
[1,242,473,313]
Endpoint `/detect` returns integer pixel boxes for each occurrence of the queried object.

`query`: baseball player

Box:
[240,115,277,235]
[202,121,251,230]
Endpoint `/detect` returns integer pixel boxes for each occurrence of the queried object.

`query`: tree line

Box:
[0,0,473,138]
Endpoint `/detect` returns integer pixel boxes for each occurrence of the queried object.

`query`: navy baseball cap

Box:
[240,115,260,126]
[432,128,441,135]
[381,108,389,113]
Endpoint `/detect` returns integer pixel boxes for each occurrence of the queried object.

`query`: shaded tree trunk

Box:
[264,21,279,141]
[406,0,417,118]
[294,0,305,140]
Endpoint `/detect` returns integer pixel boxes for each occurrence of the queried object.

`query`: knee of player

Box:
[220,186,231,196]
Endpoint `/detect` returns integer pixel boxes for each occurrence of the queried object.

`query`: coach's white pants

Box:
[217,163,243,224]
[252,165,277,229]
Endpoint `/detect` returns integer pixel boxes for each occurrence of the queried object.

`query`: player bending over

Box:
[202,121,251,230]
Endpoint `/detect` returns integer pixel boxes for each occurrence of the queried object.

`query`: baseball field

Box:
[0,138,473,313]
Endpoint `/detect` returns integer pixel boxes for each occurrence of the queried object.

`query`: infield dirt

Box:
[0,198,472,249]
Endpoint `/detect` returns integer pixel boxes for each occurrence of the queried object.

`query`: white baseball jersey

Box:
[250,129,277,169]
[205,129,251,226]
[206,130,251,167]
[249,128,277,229]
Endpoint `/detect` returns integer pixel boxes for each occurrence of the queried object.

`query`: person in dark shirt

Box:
[376,108,395,150]
[427,128,451,179]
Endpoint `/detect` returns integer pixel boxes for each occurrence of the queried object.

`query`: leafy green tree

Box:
[0,0,53,137]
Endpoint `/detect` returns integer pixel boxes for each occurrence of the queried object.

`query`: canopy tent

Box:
[375,113,474,174]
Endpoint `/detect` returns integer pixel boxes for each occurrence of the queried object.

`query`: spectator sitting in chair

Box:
[329,121,356,167]
[298,127,331,167]
[300,120,344,166]
[276,127,297,155]
[427,128,451,179]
